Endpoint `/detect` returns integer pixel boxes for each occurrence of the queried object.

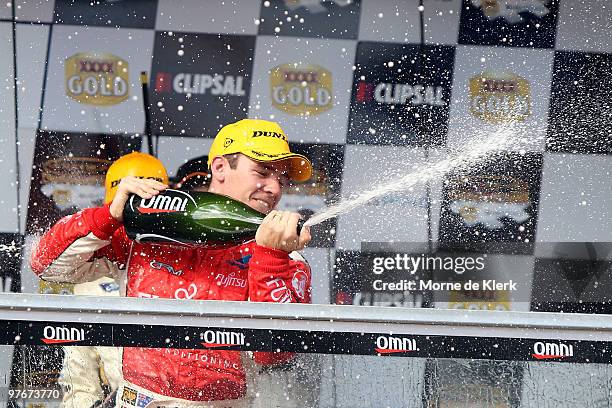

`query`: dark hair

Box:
[223,153,241,169]
[172,155,209,190]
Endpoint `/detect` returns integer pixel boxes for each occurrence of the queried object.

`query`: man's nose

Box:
[262,176,282,195]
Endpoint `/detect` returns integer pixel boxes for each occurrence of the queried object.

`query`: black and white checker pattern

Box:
[0,0,609,311]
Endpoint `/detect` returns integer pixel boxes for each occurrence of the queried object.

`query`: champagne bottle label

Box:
[123,189,264,247]
[130,189,195,215]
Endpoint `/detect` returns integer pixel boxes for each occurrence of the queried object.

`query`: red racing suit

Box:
[30,205,312,403]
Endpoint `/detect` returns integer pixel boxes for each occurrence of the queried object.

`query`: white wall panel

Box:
[0,23,19,233]
[336,145,444,250]
[359,0,461,44]
[15,0,55,23]
[16,24,49,128]
[447,45,554,152]
[556,0,612,53]
[17,128,37,234]
[41,25,154,134]
[536,153,612,242]
[249,35,356,144]
[156,0,260,34]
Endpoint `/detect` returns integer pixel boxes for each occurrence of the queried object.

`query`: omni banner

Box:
[0,319,609,364]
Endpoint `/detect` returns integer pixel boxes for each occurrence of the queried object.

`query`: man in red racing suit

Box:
[31,119,314,408]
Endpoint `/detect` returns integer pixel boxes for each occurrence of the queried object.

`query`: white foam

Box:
[305,124,543,228]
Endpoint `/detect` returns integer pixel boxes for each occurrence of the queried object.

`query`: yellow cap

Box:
[104,152,169,203]
[208,119,312,182]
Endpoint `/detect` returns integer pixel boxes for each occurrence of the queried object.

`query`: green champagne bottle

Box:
[123,189,303,247]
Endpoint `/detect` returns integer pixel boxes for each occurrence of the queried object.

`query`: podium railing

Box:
[1,293,612,363]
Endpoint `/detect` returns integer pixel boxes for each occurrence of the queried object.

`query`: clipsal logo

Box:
[532,341,574,360]
[447,175,530,228]
[200,330,245,348]
[353,291,424,308]
[270,63,332,116]
[135,190,195,214]
[154,72,246,96]
[356,81,446,107]
[375,335,418,354]
[65,52,129,106]
[42,325,85,344]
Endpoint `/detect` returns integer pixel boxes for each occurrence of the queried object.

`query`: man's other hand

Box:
[255,210,311,252]
[109,176,167,222]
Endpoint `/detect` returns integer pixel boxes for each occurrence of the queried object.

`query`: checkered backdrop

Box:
[1,1,612,406]
[0,0,611,311]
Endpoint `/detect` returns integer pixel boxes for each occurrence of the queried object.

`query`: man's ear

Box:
[210,156,226,183]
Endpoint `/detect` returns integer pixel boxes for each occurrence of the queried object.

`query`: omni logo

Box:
[532,341,574,360]
[134,190,195,214]
[375,335,418,354]
[139,195,188,214]
[200,330,245,348]
[42,326,85,344]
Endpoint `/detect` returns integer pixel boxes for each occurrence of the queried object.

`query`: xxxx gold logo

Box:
[65,52,129,106]
[448,288,510,311]
[447,175,531,228]
[474,0,550,24]
[447,175,529,204]
[41,157,110,210]
[270,63,332,116]
[42,157,110,185]
[469,72,531,124]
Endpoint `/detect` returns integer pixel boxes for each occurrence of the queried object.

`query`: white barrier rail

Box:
[1,293,612,362]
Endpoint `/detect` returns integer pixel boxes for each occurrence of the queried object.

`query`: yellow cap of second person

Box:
[208,119,312,182]
[104,152,168,204]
